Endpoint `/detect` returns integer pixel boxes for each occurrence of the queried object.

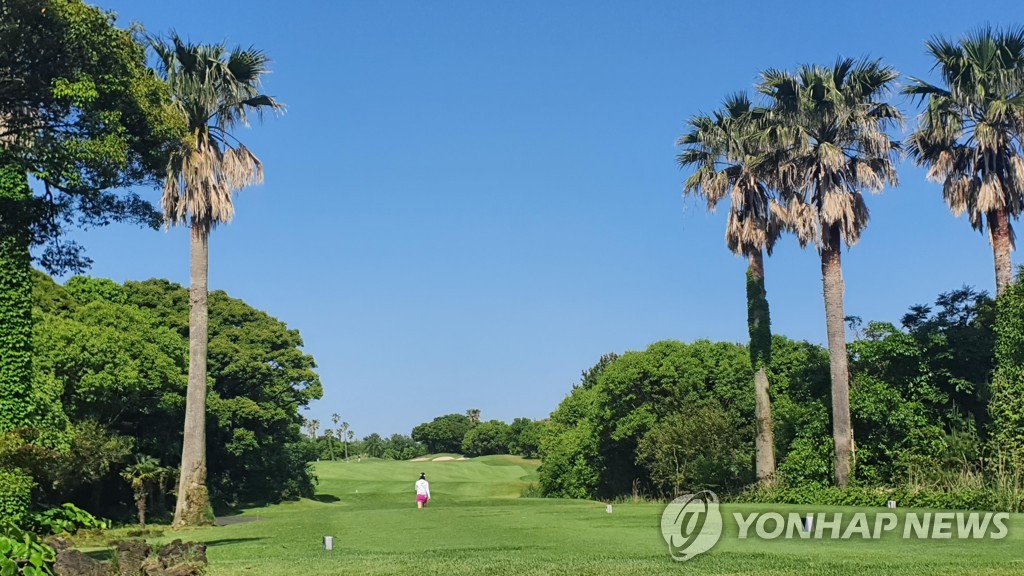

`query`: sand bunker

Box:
[432,456,456,461]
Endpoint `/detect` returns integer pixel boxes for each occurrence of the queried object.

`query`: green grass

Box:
[138,456,1024,575]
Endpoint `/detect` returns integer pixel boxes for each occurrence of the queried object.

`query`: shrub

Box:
[0,524,55,576]
[0,469,34,525]
[25,504,107,536]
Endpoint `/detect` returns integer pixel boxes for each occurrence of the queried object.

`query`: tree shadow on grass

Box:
[201,537,266,547]
[312,494,341,503]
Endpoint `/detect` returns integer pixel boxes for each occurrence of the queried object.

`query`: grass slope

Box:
[144,456,1024,576]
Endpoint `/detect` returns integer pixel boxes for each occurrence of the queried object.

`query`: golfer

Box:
[415,472,431,508]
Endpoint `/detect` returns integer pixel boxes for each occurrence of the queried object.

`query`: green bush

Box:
[0,469,33,525]
[0,524,55,576]
[25,504,107,536]
[734,483,1018,513]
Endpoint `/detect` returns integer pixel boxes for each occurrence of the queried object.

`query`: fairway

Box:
[140,456,1024,576]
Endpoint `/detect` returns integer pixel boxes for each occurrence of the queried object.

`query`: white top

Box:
[415,478,431,498]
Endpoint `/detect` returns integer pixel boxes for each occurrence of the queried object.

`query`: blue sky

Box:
[70,1,1019,437]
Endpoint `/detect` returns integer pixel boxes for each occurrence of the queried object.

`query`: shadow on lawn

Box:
[201,537,266,547]
[312,494,340,503]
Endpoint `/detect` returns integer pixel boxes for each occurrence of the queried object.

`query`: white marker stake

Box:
[323,536,334,551]
[886,500,897,509]
[606,504,613,513]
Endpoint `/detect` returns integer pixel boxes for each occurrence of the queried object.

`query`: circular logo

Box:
[660,490,722,562]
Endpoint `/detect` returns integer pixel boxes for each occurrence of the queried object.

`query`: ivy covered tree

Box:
[0,0,182,436]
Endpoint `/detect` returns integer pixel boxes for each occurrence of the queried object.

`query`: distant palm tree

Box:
[341,421,350,459]
[758,58,902,487]
[307,419,320,440]
[331,413,341,460]
[904,26,1024,296]
[678,92,785,484]
[324,429,335,460]
[467,409,481,425]
[151,33,283,527]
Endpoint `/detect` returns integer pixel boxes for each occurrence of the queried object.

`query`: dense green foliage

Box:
[0,0,183,273]
[411,414,472,454]
[25,503,107,536]
[745,267,771,369]
[0,524,55,576]
[462,420,512,457]
[0,165,34,434]
[0,469,33,525]
[1,273,323,521]
[538,286,1019,509]
[990,270,1024,461]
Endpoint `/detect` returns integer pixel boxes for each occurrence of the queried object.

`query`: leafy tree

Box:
[678,92,786,483]
[904,27,1024,296]
[540,341,754,498]
[362,433,385,458]
[0,0,182,270]
[462,420,512,456]
[637,404,753,496]
[466,409,481,425]
[508,418,545,458]
[759,58,902,487]
[411,414,472,454]
[382,434,427,460]
[150,33,283,527]
[0,1,181,440]
[29,274,320,518]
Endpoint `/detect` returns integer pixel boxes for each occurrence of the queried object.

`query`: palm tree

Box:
[307,419,321,440]
[151,33,283,527]
[323,429,335,460]
[758,58,902,487]
[331,413,341,460]
[341,421,350,459]
[121,456,174,527]
[467,409,481,425]
[677,92,784,484]
[904,26,1024,296]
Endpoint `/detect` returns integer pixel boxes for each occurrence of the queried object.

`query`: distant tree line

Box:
[299,410,546,461]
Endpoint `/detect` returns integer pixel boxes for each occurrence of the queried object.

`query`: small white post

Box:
[323,536,334,551]
[886,500,897,509]
[606,504,613,514]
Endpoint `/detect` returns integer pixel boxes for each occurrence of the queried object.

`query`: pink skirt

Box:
[416,494,428,504]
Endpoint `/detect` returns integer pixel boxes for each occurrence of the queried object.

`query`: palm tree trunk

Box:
[173,226,212,527]
[821,226,853,488]
[990,208,1014,297]
[746,248,776,484]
